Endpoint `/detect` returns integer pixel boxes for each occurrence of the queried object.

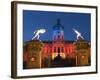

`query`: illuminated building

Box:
[41,19,75,60]
[23,19,90,69]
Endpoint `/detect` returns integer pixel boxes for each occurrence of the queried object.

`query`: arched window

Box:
[61,47,64,53]
[58,47,60,53]
[54,47,56,52]
[58,35,60,39]
[62,36,63,40]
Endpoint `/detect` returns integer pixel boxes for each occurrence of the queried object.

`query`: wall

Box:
[0,0,99,80]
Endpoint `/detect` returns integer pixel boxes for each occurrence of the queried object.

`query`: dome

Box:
[53,19,64,30]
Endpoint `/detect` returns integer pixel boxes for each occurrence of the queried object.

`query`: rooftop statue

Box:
[32,29,46,40]
[72,28,84,40]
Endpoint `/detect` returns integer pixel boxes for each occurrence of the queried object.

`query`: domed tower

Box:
[52,19,65,59]
[53,19,64,42]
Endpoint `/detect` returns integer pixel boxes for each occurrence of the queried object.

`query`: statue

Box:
[32,29,46,40]
[72,28,84,40]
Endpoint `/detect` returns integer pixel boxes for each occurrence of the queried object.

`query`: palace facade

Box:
[23,19,90,69]
[41,19,75,60]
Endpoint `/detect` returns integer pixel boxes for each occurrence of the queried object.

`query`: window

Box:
[61,47,64,52]
[54,47,56,52]
[58,47,60,53]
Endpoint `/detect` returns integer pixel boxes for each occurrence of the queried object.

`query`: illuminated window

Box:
[54,47,56,52]
[61,47,64,52]
[58,35,60,39]
[58,47,60,53]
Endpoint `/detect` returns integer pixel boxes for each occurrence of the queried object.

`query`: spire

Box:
[53,19,64,30]
[57,19,61,25]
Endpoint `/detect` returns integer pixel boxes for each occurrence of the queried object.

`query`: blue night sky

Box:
[23,10,91,42]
